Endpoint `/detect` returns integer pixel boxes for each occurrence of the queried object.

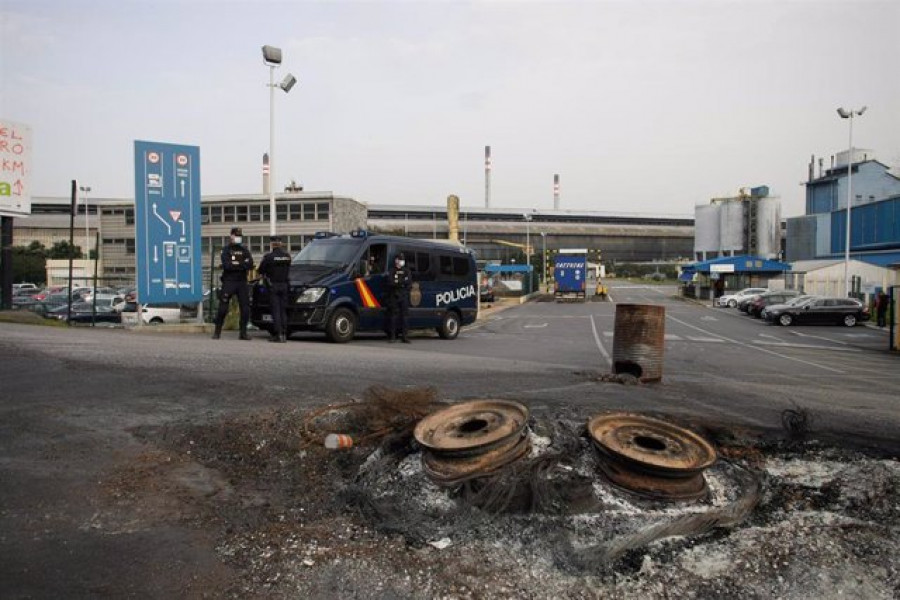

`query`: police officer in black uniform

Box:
[258,236,292,343]
[212,227,254,340]
[385,252,412,343]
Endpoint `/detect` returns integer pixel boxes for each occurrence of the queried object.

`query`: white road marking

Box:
[524,323,548,329]
[686,336,724,343]
[700,315,718,322]
[589,314,612,367]
[664,334,683,341]
[665,313,845,374]
[789,330,849,345]
[753,340,861,352]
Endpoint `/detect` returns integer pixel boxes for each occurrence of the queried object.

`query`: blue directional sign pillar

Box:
[134,141,201,304]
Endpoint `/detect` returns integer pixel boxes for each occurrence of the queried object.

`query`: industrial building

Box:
[12,194,694,285]
[693,186,783,262]
[786,150,900,266]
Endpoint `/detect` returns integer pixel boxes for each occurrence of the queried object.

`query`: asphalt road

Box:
[1,282,898,597]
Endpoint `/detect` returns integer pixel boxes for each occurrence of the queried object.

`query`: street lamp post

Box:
[79,185,91,259]
[837,106,867,298]
[262,45,298,237]
[523,213,533,291]
[540,231,546,286]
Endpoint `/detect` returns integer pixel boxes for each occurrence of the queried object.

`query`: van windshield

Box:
[292,239,362,267]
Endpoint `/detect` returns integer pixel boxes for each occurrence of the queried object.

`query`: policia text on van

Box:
[250,231,478,343]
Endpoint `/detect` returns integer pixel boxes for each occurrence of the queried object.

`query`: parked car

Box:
[119,302,182,325]
[747,290,803,318]
[12,282,38,294]
[46,303,122,325]
[760,295,816,320]
[737,293,763,313]
[79,287,119,303]
[717,287,769,308]
[764,296,869,327]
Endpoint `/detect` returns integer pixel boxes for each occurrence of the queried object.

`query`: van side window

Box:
[415,252,432,281]
[439,255,454,277]
[364,244,387,275]
[452,257,469,277]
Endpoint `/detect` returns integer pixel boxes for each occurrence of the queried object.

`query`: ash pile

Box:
[157,386,900,598]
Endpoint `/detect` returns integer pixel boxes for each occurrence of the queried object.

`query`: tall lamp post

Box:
[262,45,298,236]
[79,185,91,259]
[539,231,547,286]
[837,106,867,298]
[523,212,533,292]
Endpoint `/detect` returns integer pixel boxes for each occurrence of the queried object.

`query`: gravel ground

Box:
[95,400,900,600]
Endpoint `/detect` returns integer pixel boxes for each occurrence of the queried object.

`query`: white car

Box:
[716,287,769,308]
[119,302,182,325]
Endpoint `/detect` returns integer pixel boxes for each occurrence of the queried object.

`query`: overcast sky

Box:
[2,0,898,217]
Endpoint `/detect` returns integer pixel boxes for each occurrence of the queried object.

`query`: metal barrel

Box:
[612,304,665,382]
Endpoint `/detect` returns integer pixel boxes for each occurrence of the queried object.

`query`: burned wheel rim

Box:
[414,400,529,455]
[588,413,717,500]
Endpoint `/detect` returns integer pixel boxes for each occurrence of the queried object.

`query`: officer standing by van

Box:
[258,236,292,343]
[386,252,412,343]
[213,227,254,340]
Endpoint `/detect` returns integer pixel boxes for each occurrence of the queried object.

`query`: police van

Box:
[250,231,478,343]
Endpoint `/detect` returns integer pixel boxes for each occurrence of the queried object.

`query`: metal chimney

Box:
[808,155,815,182]
[447,195,460,242]
[485,145,491,209]
[553,174,560,210]
[262,153,270,195]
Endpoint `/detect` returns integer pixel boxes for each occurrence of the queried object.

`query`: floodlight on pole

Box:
[837,105,867,298]
[262,44,297,236]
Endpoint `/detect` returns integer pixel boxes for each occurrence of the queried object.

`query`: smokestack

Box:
[553,174,560,210]
[830,155,835,170]
[808,155,815,182]
[484,145,491,209]
[447,195,460,242]
[262,153,270,195]
[818,157,824,178]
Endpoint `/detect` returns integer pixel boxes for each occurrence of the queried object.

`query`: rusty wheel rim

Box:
[414,400,529,455]
[588,413,717,500]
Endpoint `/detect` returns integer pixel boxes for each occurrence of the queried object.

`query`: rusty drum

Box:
[612,304,665,382]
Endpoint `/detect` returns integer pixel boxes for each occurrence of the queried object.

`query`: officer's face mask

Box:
[397,260,405,268]
[233,236,242,244]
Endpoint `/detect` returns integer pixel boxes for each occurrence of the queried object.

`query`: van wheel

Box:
[843,314,857,327]
[149,317,164,325]
[437,311,460,340]
[326,307,356,343]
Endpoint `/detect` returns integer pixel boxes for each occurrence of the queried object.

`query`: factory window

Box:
[125,209,134,225]
[249,205,262,222]
[125,239,135,254]
[317,203,329,221]
[289,203,302,221]
[222,205,235,222]
[210,206,222,223]
[277,204,288,221]
[236,205,248,222]
[303,203,316,221]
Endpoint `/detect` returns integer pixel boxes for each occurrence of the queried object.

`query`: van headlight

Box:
[296,287,327,304]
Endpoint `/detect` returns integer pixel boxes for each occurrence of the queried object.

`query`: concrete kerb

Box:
[128,322,214,335]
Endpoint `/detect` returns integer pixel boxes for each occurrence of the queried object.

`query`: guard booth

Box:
[679,255,791,300]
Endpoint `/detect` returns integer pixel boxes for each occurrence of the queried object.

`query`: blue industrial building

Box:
[786,150,900,267]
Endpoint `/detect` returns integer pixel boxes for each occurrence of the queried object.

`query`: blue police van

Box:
[251,231,478,343]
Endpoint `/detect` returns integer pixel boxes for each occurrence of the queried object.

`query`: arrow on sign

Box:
[152,203,172,234]
[153,245,159,263]
[169,210,181,222]
[180,180,186,197]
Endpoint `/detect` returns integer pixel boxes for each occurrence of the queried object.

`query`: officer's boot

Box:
[239,327,251,341]
[212,323,222,340]
[279,333,287,343]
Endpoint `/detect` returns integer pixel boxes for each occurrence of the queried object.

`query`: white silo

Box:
[719,200,745,254]
[694,204,720,260]
[755,197,782,259]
